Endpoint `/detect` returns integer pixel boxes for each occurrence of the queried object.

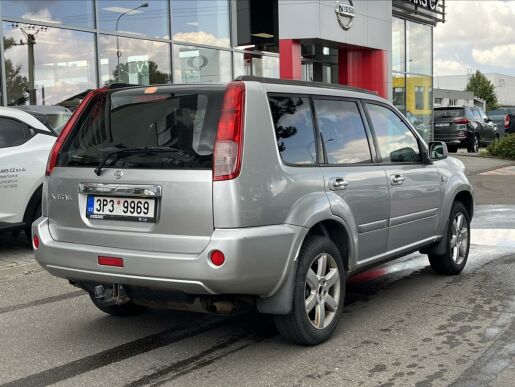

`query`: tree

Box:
[465,70,498,111]
[3,37,29,105]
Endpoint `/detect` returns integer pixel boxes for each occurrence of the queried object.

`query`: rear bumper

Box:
[33,218,305,297]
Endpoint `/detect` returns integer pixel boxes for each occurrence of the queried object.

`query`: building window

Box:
[3,22,97,106]
[97,1,170,39]
[435,98,442,105]
[98,34,171,85]
[449,99,456,106]
[2,0,95,28]
[392,73,406,113]
[392,17,405,72]
[173,44,231,83]
[171,0,230,47]
[407,21,432,76]
[415,86,425,110]
[234,52,279,78]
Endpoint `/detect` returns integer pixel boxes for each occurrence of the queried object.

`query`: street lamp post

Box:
[115,2,149,82]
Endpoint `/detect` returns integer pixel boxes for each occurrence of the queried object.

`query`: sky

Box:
[434,0,515,77]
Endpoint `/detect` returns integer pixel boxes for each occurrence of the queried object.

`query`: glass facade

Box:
[0,0,279,107]
[392,17,433,142]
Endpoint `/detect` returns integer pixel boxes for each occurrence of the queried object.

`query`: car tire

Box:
[25,202,41,240]
[447,145,458,153]
[274,235,345,345]
[467,134,479,153]
[89,293,148,317]
[428,202,470,275]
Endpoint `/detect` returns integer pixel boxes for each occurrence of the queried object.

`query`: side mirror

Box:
[428,141,448,160]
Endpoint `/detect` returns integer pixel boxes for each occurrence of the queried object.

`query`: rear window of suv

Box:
[434,108,463,120]
[58,86,224,170]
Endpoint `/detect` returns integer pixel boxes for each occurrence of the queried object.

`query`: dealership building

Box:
[0,0,445,141]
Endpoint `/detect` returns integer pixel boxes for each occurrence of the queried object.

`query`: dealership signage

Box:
[335,0,355,31]
[405,0,440,11]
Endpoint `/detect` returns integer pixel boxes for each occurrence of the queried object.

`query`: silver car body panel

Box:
[34,80,474,315]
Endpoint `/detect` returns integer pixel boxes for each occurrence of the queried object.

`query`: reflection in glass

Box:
[268,96,316,165]
[173,45,231,83]
[99,34,171,85]
[314,99,371,164]
[367,103,421,163]
[233,52,279,78]
[392,17,405,72]
[97,1,170,38]
[3,22,97,106]
[2,0,94,28]
[393,73,406,114]
[406,75,433,142]
[407,21,432,76]
[171,0,230,47]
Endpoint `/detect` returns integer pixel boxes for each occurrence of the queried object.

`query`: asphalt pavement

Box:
[0,155,514,386]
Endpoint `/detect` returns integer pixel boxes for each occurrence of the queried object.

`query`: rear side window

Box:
[434,109,463,120]
[268,95,317,165]
[366,103,421,164]
[59,87,224,170]
[313,99,372,164]
[0,117,29,148]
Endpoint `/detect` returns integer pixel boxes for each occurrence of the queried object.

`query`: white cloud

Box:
[472,44,515,68]
[434,59,468,76]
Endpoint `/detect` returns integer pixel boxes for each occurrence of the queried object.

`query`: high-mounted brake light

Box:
[213,82,245,181]
[45,88,108,176]
[453,118,470,125]
[505,114,510,129]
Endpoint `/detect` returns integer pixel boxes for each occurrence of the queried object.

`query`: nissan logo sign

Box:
[335,0,355,31]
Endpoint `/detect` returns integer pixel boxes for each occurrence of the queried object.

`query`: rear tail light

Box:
[98,256,124,267]
[32,234,39,250]
[209,250,225,266]
[46,87,108,176]
[505,114,510,129]
[453,118,470,125]
[213,82,245,181]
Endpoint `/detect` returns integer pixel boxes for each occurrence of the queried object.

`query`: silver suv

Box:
[33,77,473,345]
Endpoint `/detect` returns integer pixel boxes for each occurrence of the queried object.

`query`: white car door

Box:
[0,113,55,228]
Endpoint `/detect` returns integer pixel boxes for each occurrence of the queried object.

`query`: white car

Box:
[0,106,71,237]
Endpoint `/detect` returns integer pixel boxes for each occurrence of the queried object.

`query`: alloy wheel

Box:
[304,253,341,330]
[450,212,468,265]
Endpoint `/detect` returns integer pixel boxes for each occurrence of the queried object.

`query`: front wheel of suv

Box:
[274,235,345,345]
[428,202,470,275]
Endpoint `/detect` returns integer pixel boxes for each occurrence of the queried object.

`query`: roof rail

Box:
[107,82,140,90]
[234,75,378,96]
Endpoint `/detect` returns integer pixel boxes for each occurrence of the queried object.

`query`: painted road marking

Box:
[479,166,515,176]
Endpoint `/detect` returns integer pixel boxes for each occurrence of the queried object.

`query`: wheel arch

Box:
[23,184,43,226]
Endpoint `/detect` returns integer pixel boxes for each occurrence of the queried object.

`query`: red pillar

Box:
[279,39,302,80]
[338,48,388,99]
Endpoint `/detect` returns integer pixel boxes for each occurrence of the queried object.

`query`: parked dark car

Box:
[487,107,515,137]
[434,106,497,153]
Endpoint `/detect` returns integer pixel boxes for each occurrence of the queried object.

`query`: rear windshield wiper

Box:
[94,147,184,176]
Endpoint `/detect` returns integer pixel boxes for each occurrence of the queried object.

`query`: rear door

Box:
[48,86,224,254]
[314,98,389,262]
[364,102,441,252]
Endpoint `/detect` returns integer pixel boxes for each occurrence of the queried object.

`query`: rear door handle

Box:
[328,177,349,191]
[390,174,405,186]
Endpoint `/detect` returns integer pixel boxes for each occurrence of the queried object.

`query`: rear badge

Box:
[50,193,73,201]
[114,170,123,179]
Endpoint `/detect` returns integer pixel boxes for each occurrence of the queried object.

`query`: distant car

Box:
[487,107,515,138]
[0,106,71,237]
[434,106,496,153]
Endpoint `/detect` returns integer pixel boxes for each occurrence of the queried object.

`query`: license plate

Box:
[435,123,450,127]
[86,195,156,222]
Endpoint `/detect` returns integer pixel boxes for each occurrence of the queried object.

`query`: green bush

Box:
[487,134,515,160]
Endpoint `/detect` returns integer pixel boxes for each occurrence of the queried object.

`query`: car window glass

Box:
[472,108,481,120]
[366,103,421,163]
[0,117,29,148]
[465,108,474,119]
[314,99,371,164]
[268,95,317,165]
